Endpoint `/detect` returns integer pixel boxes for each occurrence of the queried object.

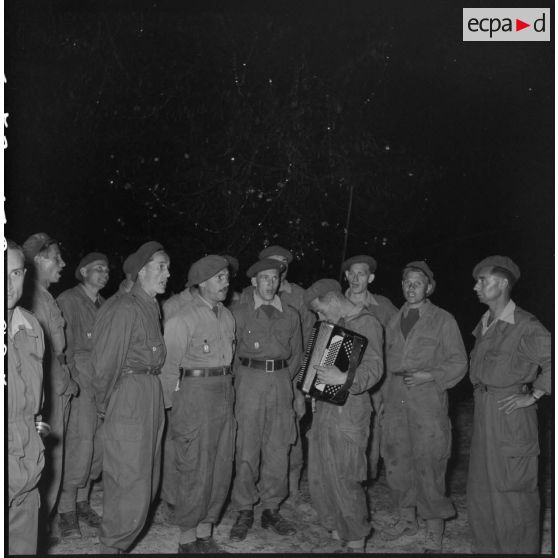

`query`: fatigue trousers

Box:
[288,418,304,494]
[308,416,370,541]
[59,383,103,513]
[231,367,296,511]
[467,390,540,554]
[9,488,40,555]
[382,405,455,520]
[40,391,71,515]
[99,375,164,551]
[171,375,235,530]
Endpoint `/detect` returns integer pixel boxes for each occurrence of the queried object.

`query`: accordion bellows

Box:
[296,320,368,405]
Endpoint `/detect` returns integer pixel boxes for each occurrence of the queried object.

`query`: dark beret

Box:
[187,255,229,287]
[221,254,239,275]
[129,241,165,280]
[341,255,377,274]
[22,232,58,262]
[472,255,521,282]
[246,258,285,278]
[122,253,134,276]
[303,278,342,308]
[403,260,436,294]
[258,245,294,264]
[75,252,108,281]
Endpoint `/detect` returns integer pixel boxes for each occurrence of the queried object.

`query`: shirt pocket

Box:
[147,337,166,367]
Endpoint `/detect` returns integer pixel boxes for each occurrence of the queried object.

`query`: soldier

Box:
[56,253,109,538]
[160,255,236,553]
[91,241,170,553]
[229,258,303,541]
[304,279,384,553]
[7,240,46,555]
[467,256,551,554]
[380,261,467,552]
[342,254,397,479]
[22,232,79,542]
[258,245,314,502]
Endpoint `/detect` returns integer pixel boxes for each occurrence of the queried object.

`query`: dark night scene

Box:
[4,0,553,555]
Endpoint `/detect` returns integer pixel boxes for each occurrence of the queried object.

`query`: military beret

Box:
[22,232,58,263]
[122,253,134,276]
[128,241,165,280]
[246,258,285,278]
[75,252,109,281]
[258,245,294,264]
[187,255,229,287]
[341,255,377,274]
[303,278,342,308]
[403,260,436,294]
[472,255,521,283]
[222,254,239,275]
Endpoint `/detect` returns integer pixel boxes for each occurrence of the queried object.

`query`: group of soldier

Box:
[7,233,551,555]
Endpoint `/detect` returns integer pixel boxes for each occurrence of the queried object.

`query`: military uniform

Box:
[308,309,383,542]
[57,285,104,515]
[467,301,551,554]
[231,292,303,511]
[29,282,74,515]
[8,307,46,555]
[91,282,166,551]
[345,288,397,330]
[160,292,236,543]
[382,300,467,520]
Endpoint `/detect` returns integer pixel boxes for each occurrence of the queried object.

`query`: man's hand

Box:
[403,370,433,387]
[498,393,536,414]
[294,391,306,419]
[313,364,345,386]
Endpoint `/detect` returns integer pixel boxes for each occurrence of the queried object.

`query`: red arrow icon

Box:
[516,19,530,31]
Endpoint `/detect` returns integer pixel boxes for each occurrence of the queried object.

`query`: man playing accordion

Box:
[303,279,384,553]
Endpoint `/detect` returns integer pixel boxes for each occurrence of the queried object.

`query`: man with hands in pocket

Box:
[380,261,467,552]
[467,256,551,554]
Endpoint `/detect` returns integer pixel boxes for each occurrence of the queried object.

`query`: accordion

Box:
[296,320,368,405]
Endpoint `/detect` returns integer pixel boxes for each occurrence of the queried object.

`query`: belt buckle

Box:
[265,360,274,373]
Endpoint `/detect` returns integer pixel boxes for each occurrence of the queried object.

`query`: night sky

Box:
[5,1,554,344]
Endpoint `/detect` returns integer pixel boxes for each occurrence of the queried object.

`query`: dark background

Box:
[5,0,554,347]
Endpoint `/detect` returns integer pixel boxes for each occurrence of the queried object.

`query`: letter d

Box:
[534,13,545,32]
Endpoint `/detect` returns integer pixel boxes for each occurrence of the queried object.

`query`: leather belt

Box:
[474,383,528,395]
[180,366,231,378]
[239,358,288,372]
[121,368,161,376]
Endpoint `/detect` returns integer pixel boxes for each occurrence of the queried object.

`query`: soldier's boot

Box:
[230,510,254,542]
[381,507,418,541]
[77,500,102,528]
[261,509,297,536]
[424,519,444,553]
[59,511,82,539]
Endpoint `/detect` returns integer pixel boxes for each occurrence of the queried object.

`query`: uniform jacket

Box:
[57,284,105,388]
[160,292,236,407]
[91,282,166,414]
[8,307,45,506]
[384,300,467,410]
[233,291,303,379]
[470,302,551,393]
[345,289,398,329]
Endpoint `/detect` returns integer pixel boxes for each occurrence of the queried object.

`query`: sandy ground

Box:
[48,398,552,554]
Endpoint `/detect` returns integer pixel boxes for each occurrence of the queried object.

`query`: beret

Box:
[472,255,521,282]
[75,252,109,281]
[221,254,239,275]
[258,245,294,264]
[122,253,134,276]
[341,255,377,274]
[246,258,285,278]
[22,232,58,262]
[128,241,165,280]
[403,260,436,294]
[187,255,229,287]
[303,278,342,308]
